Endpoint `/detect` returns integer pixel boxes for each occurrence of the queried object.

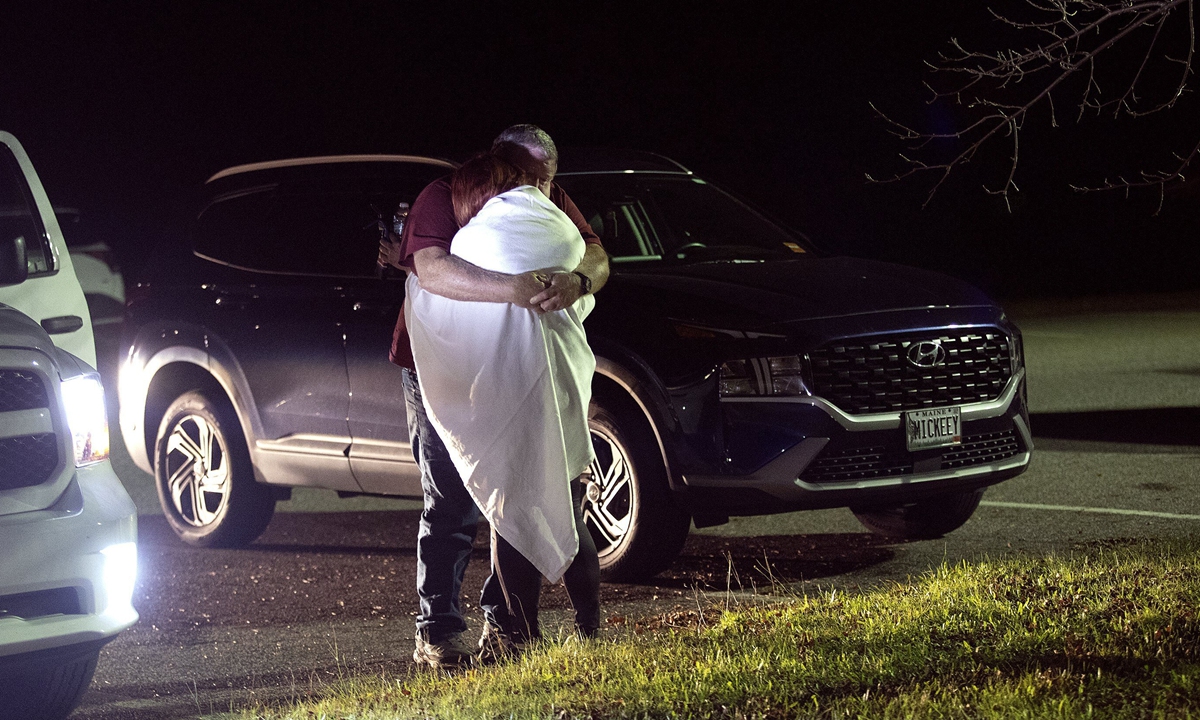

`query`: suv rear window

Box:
[0,147,54,277]
[195,170,440,277]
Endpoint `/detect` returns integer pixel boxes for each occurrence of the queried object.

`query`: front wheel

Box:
[852,488,985,540]
[154,390,276,547]
[583,403,690,582]
[0,645,99,720]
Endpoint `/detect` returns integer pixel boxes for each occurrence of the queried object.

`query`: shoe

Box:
[576,626,600,640]
[476,622,525,665]
[413,630,476,670]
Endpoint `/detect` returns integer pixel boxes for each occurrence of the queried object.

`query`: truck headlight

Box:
[719,355,810,397]
[61,374,110,466]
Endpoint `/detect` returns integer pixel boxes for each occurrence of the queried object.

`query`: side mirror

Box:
[0,235,29,286]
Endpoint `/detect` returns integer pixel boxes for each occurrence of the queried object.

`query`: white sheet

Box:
[406,185,595,583]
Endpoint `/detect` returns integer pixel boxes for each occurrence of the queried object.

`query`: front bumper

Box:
[682,369,1031,512]
[0,461,139,659]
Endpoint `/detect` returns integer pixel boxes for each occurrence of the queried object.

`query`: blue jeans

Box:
[403,368,493,642]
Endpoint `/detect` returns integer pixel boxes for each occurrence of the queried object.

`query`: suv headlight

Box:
[1010,330,1025,375]
[61,374,110,466]
[719,355,810,397]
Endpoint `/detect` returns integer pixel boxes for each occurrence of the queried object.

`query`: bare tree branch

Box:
[870,0,1197,211]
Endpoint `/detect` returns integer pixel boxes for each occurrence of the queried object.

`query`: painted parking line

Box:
[982,501,1200,521]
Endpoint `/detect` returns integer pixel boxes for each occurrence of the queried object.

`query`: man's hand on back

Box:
[529,243,609,312]
[512,272,551,313]
[530,272,584,313]
[414,246,552,314]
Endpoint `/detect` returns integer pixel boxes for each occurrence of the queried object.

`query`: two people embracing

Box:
[383,124,609,668]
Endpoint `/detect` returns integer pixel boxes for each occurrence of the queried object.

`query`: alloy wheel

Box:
[164,413,230,527]
[584,425,636,558]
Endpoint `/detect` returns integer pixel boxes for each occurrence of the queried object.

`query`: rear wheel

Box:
[852,488,985,540]
[154,390,275,547]
[583,402,690,582]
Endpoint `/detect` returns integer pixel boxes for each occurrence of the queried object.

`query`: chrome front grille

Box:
[808,330,1012,414]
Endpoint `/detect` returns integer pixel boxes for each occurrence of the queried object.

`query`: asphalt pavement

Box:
[76,296,1200,719]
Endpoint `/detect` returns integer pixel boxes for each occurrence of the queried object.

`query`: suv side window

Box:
[0,146,54,276]
[594,201,661,259]
[195,181,425,278]
[562,178,663,261]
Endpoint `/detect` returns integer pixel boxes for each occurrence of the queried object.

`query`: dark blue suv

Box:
[118,150,1030,581]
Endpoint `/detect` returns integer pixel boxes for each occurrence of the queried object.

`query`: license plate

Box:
[905,406,962,451]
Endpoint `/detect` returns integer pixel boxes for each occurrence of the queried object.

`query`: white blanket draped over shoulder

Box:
[406,185,596,583]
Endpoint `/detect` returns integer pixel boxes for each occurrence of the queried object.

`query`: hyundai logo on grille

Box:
[907,340,947,368]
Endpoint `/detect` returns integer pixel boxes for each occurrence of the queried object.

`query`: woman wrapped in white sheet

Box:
[405,151,599,642]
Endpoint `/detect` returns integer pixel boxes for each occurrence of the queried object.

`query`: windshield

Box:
[555,174,809,263]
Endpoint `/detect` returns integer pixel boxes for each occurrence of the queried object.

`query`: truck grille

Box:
[0,435,60,490]
[808,330,1012,414]
[0,370,48,411]
[0,369,59,490]
[800,428,1022,484]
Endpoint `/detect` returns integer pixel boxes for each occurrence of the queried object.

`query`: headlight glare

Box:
[61,374,110,466]
[101,542,138,609]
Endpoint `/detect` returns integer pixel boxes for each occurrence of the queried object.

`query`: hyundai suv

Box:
[118,150,1030,582]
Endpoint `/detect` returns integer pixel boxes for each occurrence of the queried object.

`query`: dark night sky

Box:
[5,2,1199,298]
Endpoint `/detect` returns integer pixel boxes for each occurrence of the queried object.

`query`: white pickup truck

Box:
[0,131,138,719]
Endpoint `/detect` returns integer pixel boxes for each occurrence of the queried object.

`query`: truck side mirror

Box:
[0,235,29,286]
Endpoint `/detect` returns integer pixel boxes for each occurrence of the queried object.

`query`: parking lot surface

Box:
[77,299,1200,719]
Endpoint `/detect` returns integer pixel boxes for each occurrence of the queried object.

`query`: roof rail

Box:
[206,154,457,184]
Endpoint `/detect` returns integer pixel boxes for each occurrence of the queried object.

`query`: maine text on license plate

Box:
[905,407,962,451]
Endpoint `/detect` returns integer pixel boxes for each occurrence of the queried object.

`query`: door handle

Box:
[41,315,84,334]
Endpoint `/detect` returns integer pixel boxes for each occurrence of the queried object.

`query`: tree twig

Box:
[871,0,1196,211]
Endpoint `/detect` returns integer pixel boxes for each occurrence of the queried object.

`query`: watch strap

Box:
[573,270,592,294]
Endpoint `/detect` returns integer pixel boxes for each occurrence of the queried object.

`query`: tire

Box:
[0,646,99,720]
[583,402,691,582]
[852,488,985,540]
[154,390,276,547]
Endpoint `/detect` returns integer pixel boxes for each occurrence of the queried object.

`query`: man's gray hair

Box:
[492,124,558,165]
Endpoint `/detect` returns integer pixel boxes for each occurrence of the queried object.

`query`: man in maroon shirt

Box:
[383,125,608,668]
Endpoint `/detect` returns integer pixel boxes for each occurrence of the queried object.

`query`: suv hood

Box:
[611,256,996,328]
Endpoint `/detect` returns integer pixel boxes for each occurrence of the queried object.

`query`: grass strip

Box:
[240,538,1200,719]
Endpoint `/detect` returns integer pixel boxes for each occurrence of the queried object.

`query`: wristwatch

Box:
[573,271,593,295]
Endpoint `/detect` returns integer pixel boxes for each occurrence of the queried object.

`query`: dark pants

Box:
[489,479,601,641]
[404,368,599,642]
[404,368,494,642]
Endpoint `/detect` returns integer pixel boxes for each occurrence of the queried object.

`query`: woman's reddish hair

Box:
[451,152,534,227]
